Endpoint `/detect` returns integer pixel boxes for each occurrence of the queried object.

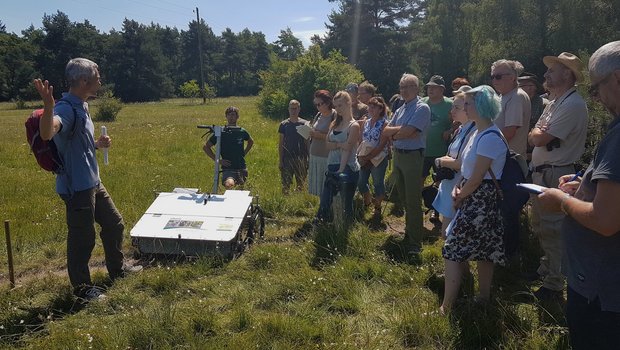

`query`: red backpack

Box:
[25,99,77,174]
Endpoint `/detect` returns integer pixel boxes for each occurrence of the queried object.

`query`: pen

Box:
[567,170,584,183]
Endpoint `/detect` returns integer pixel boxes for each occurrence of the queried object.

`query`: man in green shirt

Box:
[203,106,254,189]
[422,75,453,223]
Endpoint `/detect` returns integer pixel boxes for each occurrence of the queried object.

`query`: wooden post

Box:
[4,220,15,288]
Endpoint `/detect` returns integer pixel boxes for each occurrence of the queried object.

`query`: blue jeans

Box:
[317,164,359,222]
[357,157,388,196]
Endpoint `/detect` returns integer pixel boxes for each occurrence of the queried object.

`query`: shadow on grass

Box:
[0,290,84,346]
[310,222,351,268]
[291,219,315,241]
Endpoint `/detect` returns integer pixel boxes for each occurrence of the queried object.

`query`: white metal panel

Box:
[130,190,253,242]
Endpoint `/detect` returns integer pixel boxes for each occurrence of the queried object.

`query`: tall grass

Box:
[0,98,568,349]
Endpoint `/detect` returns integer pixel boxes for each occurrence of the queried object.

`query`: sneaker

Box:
[111,263,144,281]
[429,210,441,225]
[77,286,106,302]
[533,286,563,302]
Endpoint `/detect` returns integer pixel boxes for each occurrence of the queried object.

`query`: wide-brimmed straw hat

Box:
[542,52,584,84]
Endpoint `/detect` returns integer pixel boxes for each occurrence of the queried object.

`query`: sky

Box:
[1,0,340,47]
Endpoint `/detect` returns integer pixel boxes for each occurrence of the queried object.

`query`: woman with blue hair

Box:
[440,85,508,314]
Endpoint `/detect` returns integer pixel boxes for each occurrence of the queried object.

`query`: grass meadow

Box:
[0,97,569,349]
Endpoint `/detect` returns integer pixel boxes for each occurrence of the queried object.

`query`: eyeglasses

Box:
[314,102,325,107]
[588,73,613,98]
[399,85,417,90]
[490,73,512,80]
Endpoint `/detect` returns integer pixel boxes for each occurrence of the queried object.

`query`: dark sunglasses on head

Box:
[490,73,512,80]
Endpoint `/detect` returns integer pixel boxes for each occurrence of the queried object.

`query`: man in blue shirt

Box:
[383,73,431,255]
[34,58,139,302]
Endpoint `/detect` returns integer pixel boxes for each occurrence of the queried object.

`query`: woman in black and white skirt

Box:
[440,85,507,314]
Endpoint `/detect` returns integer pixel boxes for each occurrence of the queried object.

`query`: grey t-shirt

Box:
[495,87,531,156]
[562,116,620,312]
[309,111,334,157]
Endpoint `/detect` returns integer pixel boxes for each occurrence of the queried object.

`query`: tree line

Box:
[0,12,305,102]
[316,0,620,97]
[1,1,619,104]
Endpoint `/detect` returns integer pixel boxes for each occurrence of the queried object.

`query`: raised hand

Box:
[33,79,55,110]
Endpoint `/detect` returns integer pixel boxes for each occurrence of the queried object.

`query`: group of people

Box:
[33,39,620,348]
[267,46,620,347]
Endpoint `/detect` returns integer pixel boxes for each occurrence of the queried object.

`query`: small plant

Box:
[94,90,123,122]
[14,98,27,110]
[180,80,217,104]
[179,80,201,101]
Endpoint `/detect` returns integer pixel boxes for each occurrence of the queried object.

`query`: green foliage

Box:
[179,79,201,99]
[273,27,304,61]
[258,46,364,119]
[93,91,123,122]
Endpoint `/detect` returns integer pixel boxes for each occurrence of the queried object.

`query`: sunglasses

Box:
[314,101,325,107]
[490,73,512,80]
[588,73,613,98]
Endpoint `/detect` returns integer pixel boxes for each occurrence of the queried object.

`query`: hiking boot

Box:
[533,286,563,302]
[76,286,106,302]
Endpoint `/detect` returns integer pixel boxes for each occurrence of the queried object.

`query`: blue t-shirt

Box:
[52,93,99,195]
[389,97,430,150]
[562,116,620,312]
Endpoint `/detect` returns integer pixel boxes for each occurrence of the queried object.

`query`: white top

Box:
[460,125,507,180]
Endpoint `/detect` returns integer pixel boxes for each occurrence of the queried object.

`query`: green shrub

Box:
[180,80,217,103]
[257,45,364,120]
[257,89,289,120]
[94,91,123,122]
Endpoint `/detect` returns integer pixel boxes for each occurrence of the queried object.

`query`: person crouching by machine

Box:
[203,106,254,189]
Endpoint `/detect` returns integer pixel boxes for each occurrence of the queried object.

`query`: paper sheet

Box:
[516,183,547,194]
[296,124,312,140]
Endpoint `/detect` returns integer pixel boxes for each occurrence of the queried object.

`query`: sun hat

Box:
[542,52,584,84]
[452,85,472,95]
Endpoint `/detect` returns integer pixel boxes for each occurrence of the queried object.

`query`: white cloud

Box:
[293,29,327,48]
[292,16,315,23]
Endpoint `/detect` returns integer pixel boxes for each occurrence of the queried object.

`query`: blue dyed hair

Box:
[466,85,501,121]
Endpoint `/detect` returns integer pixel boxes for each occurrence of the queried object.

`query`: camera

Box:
[433,166,456,182]
[324,171,341,194]
[546,137,561,152]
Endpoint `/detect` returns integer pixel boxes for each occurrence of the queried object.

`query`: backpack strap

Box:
[55,98,81,195]
[476,129,509,200]
[56,98,80,140]
[452,122,476,160]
